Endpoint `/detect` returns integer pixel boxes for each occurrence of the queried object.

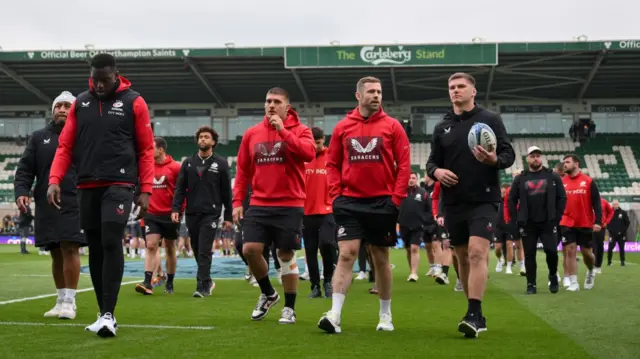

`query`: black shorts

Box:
[242,206,303,251]
[444,203,498,246]
[422,224,438,243]
[400,227,423,246]
[560,226,593,248]
[436,225,449,241]
[494,228,512,245]
[144,214,179,240]
[126,222,143,238]
[333,195,398,247]
[79,185,135,231]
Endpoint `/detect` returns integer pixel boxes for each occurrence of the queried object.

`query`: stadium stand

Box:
[5,134,640,203]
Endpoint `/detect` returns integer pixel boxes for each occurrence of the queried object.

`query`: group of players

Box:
[16,51,625,340]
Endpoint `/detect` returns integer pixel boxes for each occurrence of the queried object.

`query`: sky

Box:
[1,0,639,51]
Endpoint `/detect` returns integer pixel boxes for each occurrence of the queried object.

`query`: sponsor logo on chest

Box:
[254,141,286,165]
[347,136,383,163]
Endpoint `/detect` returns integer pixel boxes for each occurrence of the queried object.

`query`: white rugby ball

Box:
[468,122,497,152]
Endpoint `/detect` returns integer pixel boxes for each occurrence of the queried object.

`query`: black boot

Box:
[526,283,537,294]
[323,281,333,298]
[308,285,322,298]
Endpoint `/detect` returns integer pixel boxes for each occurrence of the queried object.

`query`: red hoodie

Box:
[560,171,602,228]
[49,76,154,194]
[327,107,410,207]
[601,198,614,227]
[431,181,441,217]
[232,108,316,208]
[304,147,332,215]
[148,155,182,216]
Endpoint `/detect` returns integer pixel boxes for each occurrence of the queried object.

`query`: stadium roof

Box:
[1,40,640,107]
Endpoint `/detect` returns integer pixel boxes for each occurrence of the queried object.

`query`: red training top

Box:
[431,181,441,217]
[601,198,614,227]
[148,155,182,216]
[327,107,411,207]
[304,147,332,215]
[232,108,316,208]
[560,171,602,228]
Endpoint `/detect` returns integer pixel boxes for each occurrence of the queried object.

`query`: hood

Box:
[156,155,175,167]
[316,146,329,158]
[89,75,132,96]
[345,106,387,123]
[262,108,302,130]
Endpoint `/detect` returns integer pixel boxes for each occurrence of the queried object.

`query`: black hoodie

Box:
[172,152,232,221]
[14,121,78,204]
[426,106,515,206]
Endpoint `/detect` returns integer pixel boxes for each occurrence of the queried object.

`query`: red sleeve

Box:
[391,120,411,207]
[232,129,252,208]
[49,101,77,185]
[326,124,344,201]
[503,187,511,223]
[279,126,315,162]
[431,181,440,216]
[133,97,154,194]
[603,199,614,225]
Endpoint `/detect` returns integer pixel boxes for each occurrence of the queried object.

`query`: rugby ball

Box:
[468,122,497,152]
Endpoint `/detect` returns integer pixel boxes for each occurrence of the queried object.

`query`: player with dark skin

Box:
[47,65,150,215]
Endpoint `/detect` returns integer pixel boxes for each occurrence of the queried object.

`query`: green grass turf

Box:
[0,244,638,359]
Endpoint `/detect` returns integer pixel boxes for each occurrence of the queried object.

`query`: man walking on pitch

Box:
[427,72,515,338]
[593,197,613,273]
[398,172,433,282]
[172,127,232,298]
[233,87,315,324]
[560,154,602,291]
[508,146,566,294]
[15,91,86,319]
[48,54,154,337]
[303,127,337,299]
[318,76,410,333]
[607,199,630,266]
[136,137,182,295]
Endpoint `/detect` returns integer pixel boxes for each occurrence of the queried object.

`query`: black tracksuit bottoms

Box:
[302,214,337,287]
[522,222,559,286]
[592,230,606,268]
[607,233,626,265]
[186,214,218,284]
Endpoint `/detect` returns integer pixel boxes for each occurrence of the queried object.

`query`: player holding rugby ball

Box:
[426,72,515,339]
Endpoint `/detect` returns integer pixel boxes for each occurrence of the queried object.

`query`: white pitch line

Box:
[0,321,214,330]
[0,280,139,305]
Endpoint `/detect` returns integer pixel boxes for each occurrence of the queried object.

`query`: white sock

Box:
[563,276,569,280]
[331,293,346,318]
[65,289,77,302]
[519,260,525,267]
[379,299,391,315]
[570,275,578,284]
[587,269,594,276]
[56,289,64,302]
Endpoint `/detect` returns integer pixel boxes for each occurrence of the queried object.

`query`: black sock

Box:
[468,298,482,315]
[167,273,175,284]
[256,275,275,296]
[102,223,125,315]
[144,271,153,285]
[284,292,296,310]
[126,247,130,255]
[442,265,450,275]
[135,248,138,255]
